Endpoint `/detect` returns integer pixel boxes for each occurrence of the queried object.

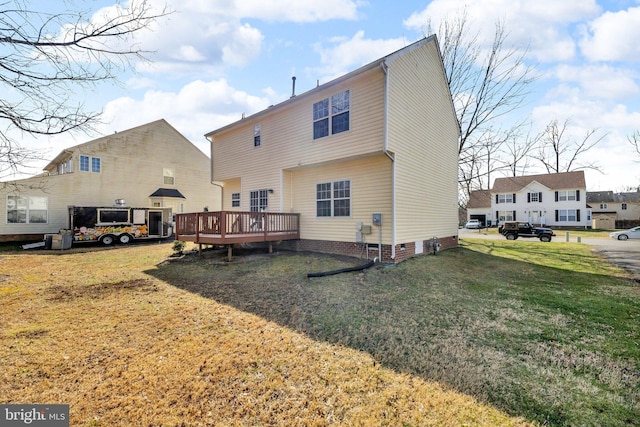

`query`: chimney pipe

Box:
[291,76,296,98]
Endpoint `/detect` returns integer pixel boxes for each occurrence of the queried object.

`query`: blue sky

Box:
[18,0,640,191]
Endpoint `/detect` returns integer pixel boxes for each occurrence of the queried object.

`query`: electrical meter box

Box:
[372,213,382,225]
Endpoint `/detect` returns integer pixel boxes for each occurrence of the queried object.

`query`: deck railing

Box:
[175,211,300,245]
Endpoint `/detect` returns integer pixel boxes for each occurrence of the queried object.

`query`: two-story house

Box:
[587,190,640,229]
[0,119,220,242]
[177,36,460,263]
[491,171,589,228]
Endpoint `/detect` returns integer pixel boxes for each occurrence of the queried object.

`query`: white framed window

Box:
[331,90,350,134]
[316,180,351,217]
[497,210,514,222]
[558,209,577,222]
[313,90,350,139]
[600,203,607,209]
[254,124,261,147]
[163,168,175,185]
[498,194,514,204]
[231,193,240,208]
[622,203,627,210]
[313,99,329,139]
[529,192,539,202]
[79,155,101,173]
[558,190,576,201]
[7,195,48,224]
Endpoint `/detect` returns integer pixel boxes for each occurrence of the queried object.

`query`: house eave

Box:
[205,36,438,140]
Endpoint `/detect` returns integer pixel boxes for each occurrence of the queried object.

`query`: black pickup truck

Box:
[498,221,555,242]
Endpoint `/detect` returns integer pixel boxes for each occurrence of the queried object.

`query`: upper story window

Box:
[527,192,542,203]
[600,203,607,209]
[558,190,577,201]
[254,125,261,147]
[163,168,175,185]
[80,155,101,173]
[313,90,350,139]
[6,195,48,224]
[316,180,351,217]
[497,194,514,204]
[231,193,240,208]
[622,203,627,210]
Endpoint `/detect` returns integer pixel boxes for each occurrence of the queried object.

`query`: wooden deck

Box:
[175,211,300,246]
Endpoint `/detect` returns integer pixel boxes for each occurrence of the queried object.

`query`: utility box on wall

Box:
[372,213,382,226]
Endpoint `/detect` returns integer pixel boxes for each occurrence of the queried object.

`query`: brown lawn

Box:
[0,242,532,426]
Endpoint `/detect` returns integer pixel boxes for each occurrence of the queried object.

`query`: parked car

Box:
[609,226,640,240]
[465,219,482,229]
[498,221,555,242]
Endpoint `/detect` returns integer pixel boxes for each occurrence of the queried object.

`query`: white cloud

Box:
[579,6,640,62]
[403,0,601,62]
[232,0,362,22]
[124,0,364,76]
[95,79,272,153]
[551,64,639,100]
[310,31,408,83]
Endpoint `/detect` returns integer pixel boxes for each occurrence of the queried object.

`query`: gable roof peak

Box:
[492,171,586,193]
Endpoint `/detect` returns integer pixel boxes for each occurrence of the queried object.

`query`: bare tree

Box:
[426,8,536,194]
[629,130,640,161]
[0,0,170,177]
[534,118,606,173]
[500,122,540,176]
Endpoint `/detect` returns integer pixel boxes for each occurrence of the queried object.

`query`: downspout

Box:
[380,60,396,261]
[208,135,224,210]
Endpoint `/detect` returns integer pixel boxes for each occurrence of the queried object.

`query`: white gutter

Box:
[380,60,396,261]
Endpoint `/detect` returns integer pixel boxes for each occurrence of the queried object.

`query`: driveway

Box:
[458,228,640,279]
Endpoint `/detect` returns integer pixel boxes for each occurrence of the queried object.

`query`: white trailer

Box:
[67,206,173,245]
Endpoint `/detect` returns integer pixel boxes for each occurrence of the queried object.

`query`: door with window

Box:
[249,190,268,231]
[250,190,269,212]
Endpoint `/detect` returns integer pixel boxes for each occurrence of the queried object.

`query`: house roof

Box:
[43,119,203,173]
[205,34,457,139]
[149,188,185,199]
[587,190,640,203]
[467,190,492,209]
[492,171,586,193]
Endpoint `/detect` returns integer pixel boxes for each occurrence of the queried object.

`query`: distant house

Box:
[466,190,492,227]
[0,119,220,242]
[179,36,460,262]
[492,171,589,228]
[587,190,640,228]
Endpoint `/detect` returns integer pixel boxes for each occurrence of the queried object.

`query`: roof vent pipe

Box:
[291,76,296,98]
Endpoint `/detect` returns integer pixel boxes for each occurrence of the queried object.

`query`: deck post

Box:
[227,244,233,261]
[268,241,273,253]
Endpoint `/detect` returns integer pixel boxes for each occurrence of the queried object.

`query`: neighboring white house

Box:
[466,190,492,227]
[491,171,589,228]
[0,119,220,242]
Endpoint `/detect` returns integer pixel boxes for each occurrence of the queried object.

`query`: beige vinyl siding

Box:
[221,178,241,210]
[0,120,220,237]
[386,39,459,242]
[288,154,392,243]
[211,67,386,183]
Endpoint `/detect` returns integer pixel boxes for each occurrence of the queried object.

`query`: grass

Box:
[1,240,638,426]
